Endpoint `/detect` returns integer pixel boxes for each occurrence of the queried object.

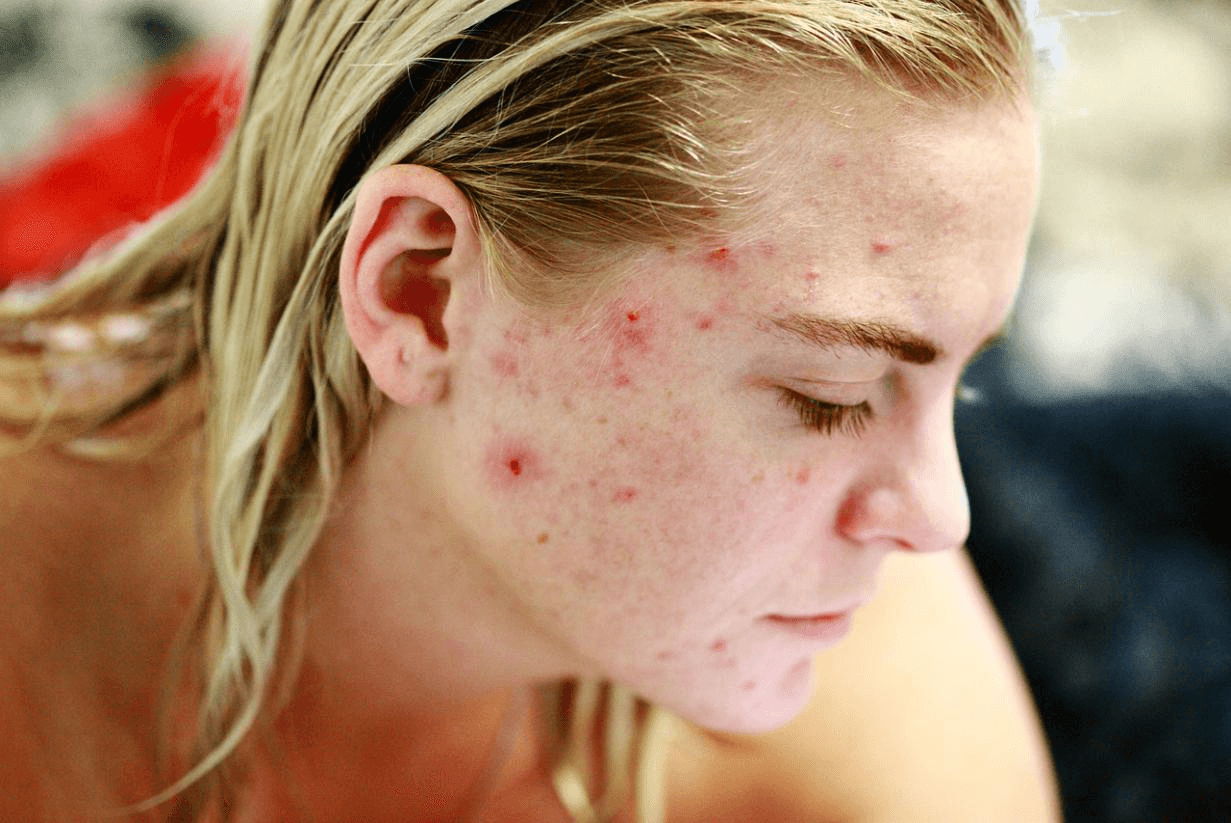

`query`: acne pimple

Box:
[485,439,543,488]
[613,374,632,388]
[829,155,847,170]
[795,467,812,485]
[710,639,728,653]
[871,240,894,255]
[612,487,638,504]
[706,247,733,270]
[627,310,639,322]
[742,681,758,692]
[696,315,714,331]
[656,650,677,662]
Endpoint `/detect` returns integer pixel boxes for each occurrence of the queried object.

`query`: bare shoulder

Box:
[665,550,1062,823]
[0,378,202,558]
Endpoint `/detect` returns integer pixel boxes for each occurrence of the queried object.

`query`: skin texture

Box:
[0,76,1056,822]
[325,76,1041,739]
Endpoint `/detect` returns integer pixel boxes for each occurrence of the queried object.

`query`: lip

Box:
[762,610,855,644]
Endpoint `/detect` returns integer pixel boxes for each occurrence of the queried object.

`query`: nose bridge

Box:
[840,407,970,553]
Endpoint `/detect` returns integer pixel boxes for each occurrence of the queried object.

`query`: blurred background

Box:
[1,0,1228,820]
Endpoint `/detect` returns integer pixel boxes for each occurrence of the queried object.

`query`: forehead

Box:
[585,81,1039,349]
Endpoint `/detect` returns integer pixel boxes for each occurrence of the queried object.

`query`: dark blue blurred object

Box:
[958,349,1231,822]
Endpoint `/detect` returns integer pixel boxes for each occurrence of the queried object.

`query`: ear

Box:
[339,165,481,406]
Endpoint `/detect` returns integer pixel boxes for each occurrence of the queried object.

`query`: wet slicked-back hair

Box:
[0,1,1038,819]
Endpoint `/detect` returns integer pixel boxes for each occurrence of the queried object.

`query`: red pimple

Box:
[871,240,894,255]
[742,681,758,692]
[627,310,639,322]
[795,467,812,485]
[485,438,543,488]
[612,487,638,503]
[613,373,632,388]
[829,155,847,169]
[710,639,728,653]
[708,247,730,266]
[696,315,714,331]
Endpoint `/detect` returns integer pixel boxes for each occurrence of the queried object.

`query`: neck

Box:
[259,409,575,819]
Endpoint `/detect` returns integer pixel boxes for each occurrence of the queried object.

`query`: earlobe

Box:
[338,165,480,407]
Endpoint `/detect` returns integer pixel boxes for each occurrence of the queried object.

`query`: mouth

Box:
[761,610,856,644]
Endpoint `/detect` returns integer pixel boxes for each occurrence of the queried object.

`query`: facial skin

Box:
[326,79,1040,737]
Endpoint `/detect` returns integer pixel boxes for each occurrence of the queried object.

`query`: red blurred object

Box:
[0,45,246,290]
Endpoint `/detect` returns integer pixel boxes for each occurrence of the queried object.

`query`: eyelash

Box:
[777,389,872,437]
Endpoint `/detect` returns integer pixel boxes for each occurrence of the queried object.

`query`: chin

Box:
[645,656,816,735]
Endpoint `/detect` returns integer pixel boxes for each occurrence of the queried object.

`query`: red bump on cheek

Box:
[612,487,639,504]
[710,639,728,654]
[871,240,894,255]
[696,315,714,331]
[485,439,545,488]
[795,467,812,485]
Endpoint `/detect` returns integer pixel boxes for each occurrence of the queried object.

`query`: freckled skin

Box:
[403,85,1039,734]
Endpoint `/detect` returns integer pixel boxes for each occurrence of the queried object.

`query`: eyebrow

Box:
[765,313,943,365]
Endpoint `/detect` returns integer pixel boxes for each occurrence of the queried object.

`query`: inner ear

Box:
[380,250,452,348]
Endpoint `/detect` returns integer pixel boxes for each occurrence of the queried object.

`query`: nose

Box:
[835,415,970,554]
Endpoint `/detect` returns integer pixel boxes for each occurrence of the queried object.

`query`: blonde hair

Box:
[0,1,1038,819]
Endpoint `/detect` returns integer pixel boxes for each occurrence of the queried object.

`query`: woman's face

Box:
[414,84,1039,732]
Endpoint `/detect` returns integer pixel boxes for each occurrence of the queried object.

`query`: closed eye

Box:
[777,389,872,437]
